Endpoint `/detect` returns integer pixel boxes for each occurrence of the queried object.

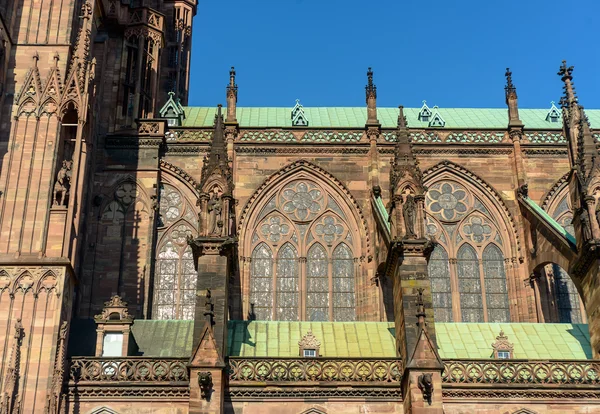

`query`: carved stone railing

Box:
[228,357,402,384]
[69,357,189,384]
[443,359,600,386]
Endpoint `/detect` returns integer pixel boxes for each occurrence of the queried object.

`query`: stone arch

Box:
[36,270,58,294]
[423,160,521,260]
[99,177,150,218]
[238,159,371,260]
[159,160,200,197]
[39,97,59,117]
[423,161,518,322]
[13,271,35,294]
[0,270,11,292]
[240,160,368,321]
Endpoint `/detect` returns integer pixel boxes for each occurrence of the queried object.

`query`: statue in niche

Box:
[53,160,73,206]
[580,208,593,241]
[403,193,417,238]
[207,185,223,235]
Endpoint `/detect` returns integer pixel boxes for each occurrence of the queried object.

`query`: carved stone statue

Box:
[580,208,593,241]
[198,371,213,400]
[403,194,417,238]
[53,160,72,206]
[417,373,434,405]
[207,186,223,235]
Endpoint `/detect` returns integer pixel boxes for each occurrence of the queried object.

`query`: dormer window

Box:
[418,100,432,122]
[491,330,514,359]
[303,349,317,358]
[291,99,309,127]
[299,330,321,357]
[429,106,446,127]
[497,350,511,359]
[546,101,561,123]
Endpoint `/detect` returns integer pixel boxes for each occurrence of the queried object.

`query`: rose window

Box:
[260,216,290,243]
[427,181,468,221]
[315,216,344,244]
[462,216,492,243]
[282,181,323,221]
[115,182,138,205]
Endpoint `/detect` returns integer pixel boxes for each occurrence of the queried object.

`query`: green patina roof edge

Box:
[520,195,577,249]
[179,107,600,129]
[109,320,592,360]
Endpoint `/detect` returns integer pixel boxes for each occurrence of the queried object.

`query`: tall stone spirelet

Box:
[187,103,236,414]
[387,107,443,412]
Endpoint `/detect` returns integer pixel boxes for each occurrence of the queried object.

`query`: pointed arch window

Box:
[307,243,329,321]
[428,245,452,322]
[276,243,299,321]
[483,244,510,322]
[250,243,273,321]
[153,183,199,320]
[248,178,358,321]
[425,178,511,322]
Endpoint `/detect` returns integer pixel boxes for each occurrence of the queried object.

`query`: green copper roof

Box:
[132,320,194,357]
[181,107,600,129]
[227,321,591,360]
[119,320,591,360]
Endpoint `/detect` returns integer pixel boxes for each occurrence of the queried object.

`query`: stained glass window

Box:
[332,243,355,321]
[482,244,510,322]
[250,243,273,320]
[307,244,329,321]
[154,236,197,320]
[553,264,583,323]
[428,245,452,322]
[457,244,483,322]
[276,243,299,321]
[248,179,357,321]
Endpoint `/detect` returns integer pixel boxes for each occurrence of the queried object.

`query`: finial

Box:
[217,104,222,115]
[365,67,377,100]
[33,52,39,66]
[229,66,236,86]
[53,52,60,66]
[558,60,574,81]
[505,67,515,94]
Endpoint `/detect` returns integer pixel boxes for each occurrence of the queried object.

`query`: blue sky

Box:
[188,0,599,109]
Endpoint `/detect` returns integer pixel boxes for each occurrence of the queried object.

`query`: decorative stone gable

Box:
[299,331,321,357]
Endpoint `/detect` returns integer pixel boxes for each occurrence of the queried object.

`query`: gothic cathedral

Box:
[0,0,599,413]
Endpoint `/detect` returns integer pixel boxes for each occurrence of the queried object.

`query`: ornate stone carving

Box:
[53,160,72,206]
[94,295,133,323]
[198,372,213,400]
[402,194,417,238]
[418,373,433,405]
[298,331,321,357]
[491,330,514,358]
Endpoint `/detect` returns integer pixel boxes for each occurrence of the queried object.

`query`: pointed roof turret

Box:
[291,99,309,126]
[546,101,561,123]
[418,100,432,122]
[365,67,379,125]
[505,68,523,127]
[226,66,238,123]
[199,105,233,193]
[429,106,445,127]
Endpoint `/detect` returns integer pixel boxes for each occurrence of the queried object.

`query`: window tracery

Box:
[425,178,510,322]
[248,178,357,321]
[153,183,198,320]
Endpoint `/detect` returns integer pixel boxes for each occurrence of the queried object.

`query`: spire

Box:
[391,106,424,195]
[365,67,379,125]
[504,68,522,126]
[226,66,238,123]
[558,60,583,169]
[576,106,600,184]
[199,104,232,192]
